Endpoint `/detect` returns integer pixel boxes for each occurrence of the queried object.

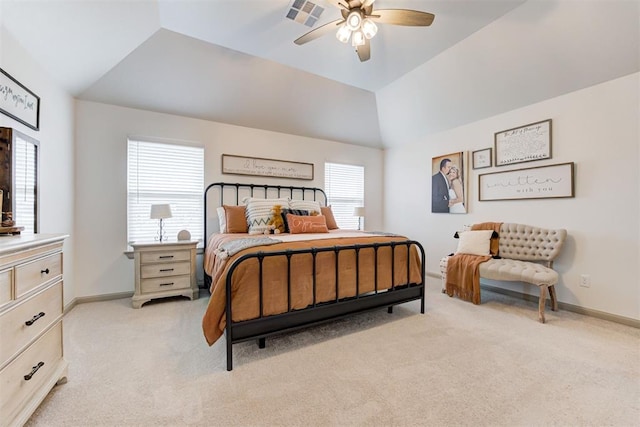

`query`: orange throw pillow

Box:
[224,205,248,233]
[320,206,339,230]
[286,214,329,234]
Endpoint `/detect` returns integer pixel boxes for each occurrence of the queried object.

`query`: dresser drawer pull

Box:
[25,312,46,326]
[159,282,174,287]
[159,268,174,272]
[24,361,45,381]
[159,255,174,259]
[41,268,50,274]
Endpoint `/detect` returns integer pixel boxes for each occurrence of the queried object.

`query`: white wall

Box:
[383,73,639,321]
[74,100,384,298]
[0,27,76,306]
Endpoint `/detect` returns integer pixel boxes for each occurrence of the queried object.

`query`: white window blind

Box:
[324,162,364,230]
[13,136,37,234]
[127,139,204,245]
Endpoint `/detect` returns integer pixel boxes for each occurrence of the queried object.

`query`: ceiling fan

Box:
[294,0,435,62]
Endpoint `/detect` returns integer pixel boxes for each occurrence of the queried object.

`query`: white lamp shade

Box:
[353,207,365,217]
[150,204,172,219]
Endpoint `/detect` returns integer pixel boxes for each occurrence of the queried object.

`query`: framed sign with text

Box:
[479,162,574,201]
[222,154,314,180]
[0,68,40,131]
[494,119,551,166]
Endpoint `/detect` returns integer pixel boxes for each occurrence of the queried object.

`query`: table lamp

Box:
[353,206,365,231]
[150,204,172,242]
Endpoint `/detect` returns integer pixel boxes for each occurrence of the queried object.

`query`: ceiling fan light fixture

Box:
[361,18,377,39]
[351,30,365,47]
[346,10,362,31]
[336,24,352,43]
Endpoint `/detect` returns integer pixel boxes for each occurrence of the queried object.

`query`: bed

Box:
[202,182,425,370]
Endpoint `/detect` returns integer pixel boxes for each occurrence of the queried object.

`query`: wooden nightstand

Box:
[131,241,198,308]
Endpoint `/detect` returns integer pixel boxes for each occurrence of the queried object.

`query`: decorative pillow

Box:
[286,214,329,234]
[281,208,309,233]
[244,197,291,235]
[217,207,227,233]
[289,199,321,215]
[455,230,494,256]
[320,206,339,230]
[224,205,248,233]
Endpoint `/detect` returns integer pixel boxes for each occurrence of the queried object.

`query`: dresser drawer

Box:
[140,275,191,293]
[0,322,63,423]
[140,250,190,264]
[140,261,190,279]
[0,282,62,367]
[0,268,11,308]
[15,253,62,298]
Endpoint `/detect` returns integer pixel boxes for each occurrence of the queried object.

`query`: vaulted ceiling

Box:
[1,1,637,148]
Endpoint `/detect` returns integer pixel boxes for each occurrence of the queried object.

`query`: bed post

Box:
[225,271,233,371]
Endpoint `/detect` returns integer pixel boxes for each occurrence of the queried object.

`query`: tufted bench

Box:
[440,223,567,323]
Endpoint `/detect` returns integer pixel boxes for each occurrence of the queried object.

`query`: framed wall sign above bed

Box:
[222,154,314,180]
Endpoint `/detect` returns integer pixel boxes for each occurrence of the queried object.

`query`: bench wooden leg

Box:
[538,285,547,323]
[548,285,558,311]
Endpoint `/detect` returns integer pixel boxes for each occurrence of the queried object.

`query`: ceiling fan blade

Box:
[356,39,371,62]
[326,0,349,10]
[371,9,435,26]
[362,0,376,8]
[294,19,344,45]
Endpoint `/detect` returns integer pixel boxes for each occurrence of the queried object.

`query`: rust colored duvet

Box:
[202,233,423,345]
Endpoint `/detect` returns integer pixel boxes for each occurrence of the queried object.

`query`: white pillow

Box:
[216,207,227,233]
[289,199,321,214]
[243,197,291,235]
[456,230,494,256]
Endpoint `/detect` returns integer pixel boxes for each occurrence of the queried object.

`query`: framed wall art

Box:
[222,154,314,180]
[478,162,574,201]
[431,151,467,214]
[494,119,551,166]
[472,148,492,169]
[0,68,40,131]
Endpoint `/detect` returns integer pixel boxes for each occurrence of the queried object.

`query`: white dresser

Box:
[0,234,68,427]
[131,240,198,308]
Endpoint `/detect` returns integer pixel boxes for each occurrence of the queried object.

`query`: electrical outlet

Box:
[579,274,591,288]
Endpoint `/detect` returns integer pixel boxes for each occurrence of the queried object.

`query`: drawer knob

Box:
[159,268,174,272]
[41,268,50,274]
[24,361,45,381]
[25,312,46,326]
[159,282,174,287]
[159,255,174,259]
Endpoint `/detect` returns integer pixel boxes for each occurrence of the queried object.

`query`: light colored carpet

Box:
[26,279,640,426]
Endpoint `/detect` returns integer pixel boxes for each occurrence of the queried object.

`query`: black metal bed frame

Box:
[204,182,426,371]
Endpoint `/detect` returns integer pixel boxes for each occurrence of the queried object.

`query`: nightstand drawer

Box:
[140,275,191,293]
[0,269,11,308]
[0,282,62,367]
[15,253,62,299]
[140,250,190,264]
[140,261,190,279]
[0,322,63,423]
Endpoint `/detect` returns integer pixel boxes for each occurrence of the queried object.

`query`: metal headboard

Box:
[204,182,328,250]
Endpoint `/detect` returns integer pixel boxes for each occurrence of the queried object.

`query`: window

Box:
[13,135,38,234]
[127,139,204,245]
[324,162,364,230]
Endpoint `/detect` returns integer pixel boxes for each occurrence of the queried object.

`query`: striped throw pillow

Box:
[244,197,291,234]
[289,199,322,214]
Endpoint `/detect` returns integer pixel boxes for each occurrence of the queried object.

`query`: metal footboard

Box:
[223,240,426,371]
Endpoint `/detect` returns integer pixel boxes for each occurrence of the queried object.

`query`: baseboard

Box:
[480,284,640,328]
[427,271,639,328]
[64,291,134,314]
